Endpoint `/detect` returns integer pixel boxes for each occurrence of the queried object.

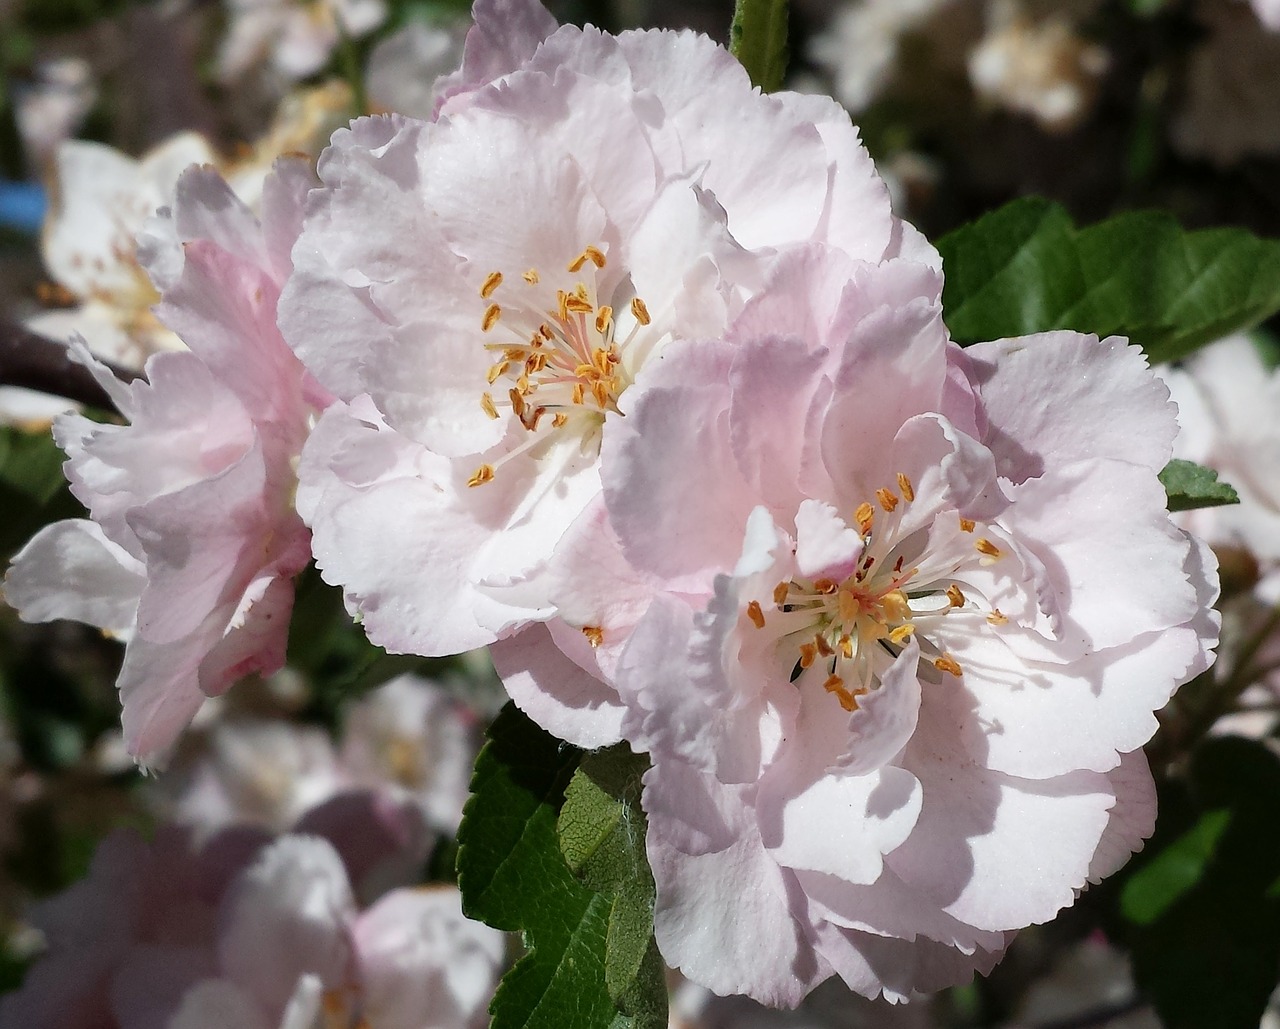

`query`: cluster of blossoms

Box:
[2,0,1221,1011]
[0,808,503,1028]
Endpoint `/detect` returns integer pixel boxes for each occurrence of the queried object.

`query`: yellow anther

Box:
[552,413,569,428]
[897,472,915,502]
[594,347,612,374]
[855,502,874,535]
[480,271,503,298]
[814,578,838,595]
[975,538,1002,559]
[946,584,966,608]
[592,381,610,408]
[515,374,531,394]
[582,625,604,648]
[486,361,509,385]
[799,643,818,668]
[523,268,540,284]
[824,675,858,711]
[503,346,528,362]
[934,655,963,677]
[876,487,899,512]
[557,291,569,321]
[480,393,498,419]
[572,382,585,405]
[525,352,548,374]
[467,464,495,488]
[568,246,606,272]
[815,634,834,658]
[839,635,853,658]
[526,407,547,431]
[509,388,526,420]
[482,303,502,331]
[595,306,613,334]
[565,294,594,315]
[746,601,766,629]
[889,623,916,646]
[773,581,790,606]
[959,517,976,533]
[881,590,910,622]
[838,589,859,623]
[987,609,1009,626]
[630,297,651,325]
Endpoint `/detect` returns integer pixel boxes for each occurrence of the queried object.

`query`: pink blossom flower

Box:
[283,0,932,662]
[3,160,328,763]
[532,247,1219,1003]
[0,805,501,1029]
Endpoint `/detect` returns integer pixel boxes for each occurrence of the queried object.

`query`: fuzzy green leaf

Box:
[729,0,789,93]
[1158,459,1240,513]
[558,744,660,1018]
[458,704,666,1029]
[938,197,1280,364]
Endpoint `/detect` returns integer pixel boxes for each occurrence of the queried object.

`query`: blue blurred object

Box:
[0,180,47,234]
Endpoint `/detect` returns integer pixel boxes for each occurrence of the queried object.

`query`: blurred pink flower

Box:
[1,804,500,1029]
[4,161,328,762]
[523,246,1219,1003]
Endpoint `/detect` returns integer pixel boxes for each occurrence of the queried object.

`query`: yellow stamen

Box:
[773,581,790,606]
[897,472,915,502]
[799,643,818,668]
[838,589,859,623]
[855,502,874,535]
[523,268,540,284]
[746,601,766,629]
[630,297,651,325]
[509,388,526,420]
[486,361,508,384]
[595,306,613,334]
[480,271,503,298]
[467,464,494,488]
[572,382,585,405]
[959,517,976,533]
[987,609,1009,626]
[934,655,963,677]
[814,578,838,595]
[482,304,501,331]
[564,294,594,315]
[876,487,899,512]
[480,393,498,419]
[552,413,569,428]
[889,623,915,645]
[815,634,834,658]
[839,635,853,658]
[880,589,910,622]
[823,675,858,711]
[568,246,606,272]
[975,538,1002,559]
[946,584,966,608]
[582,625,604,648]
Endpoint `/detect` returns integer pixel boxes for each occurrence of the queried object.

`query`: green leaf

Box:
[729,0,789,93]
[458,704,666,1029]
[1117,738,1280,1029]
[938,197,1280,364]
[1158,459,1240,513]
[558,745,662,1020]
[1120,808,1231,925]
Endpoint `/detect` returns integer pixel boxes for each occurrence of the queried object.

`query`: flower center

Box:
[467,245,653,488]
[748,472,1009,712]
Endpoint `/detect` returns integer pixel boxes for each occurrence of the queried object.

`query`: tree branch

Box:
[0,320,143,413]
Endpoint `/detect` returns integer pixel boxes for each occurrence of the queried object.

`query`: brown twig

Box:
[0,320,143,413]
